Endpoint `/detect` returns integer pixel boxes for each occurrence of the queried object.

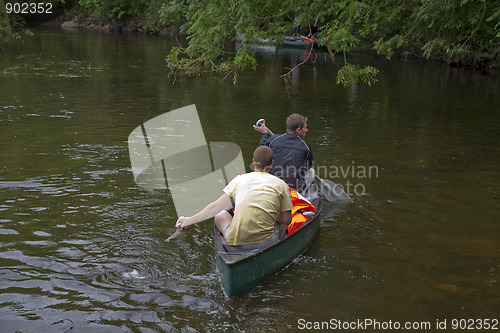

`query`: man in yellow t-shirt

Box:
[177,146,293,250]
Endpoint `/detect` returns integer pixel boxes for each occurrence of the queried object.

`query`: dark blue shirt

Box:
[260,132,313,191]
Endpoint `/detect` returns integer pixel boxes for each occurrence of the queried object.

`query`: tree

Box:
[77,0,147,21]
[366,0,500,67]
[5,0,498,77]
[0,0,13,43]
[163,0,381,87]
[1,0,69,43]
[163,0,499,85]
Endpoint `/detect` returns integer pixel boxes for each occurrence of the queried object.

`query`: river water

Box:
[0,27,499,332]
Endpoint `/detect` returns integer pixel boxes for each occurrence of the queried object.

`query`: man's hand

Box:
[253,119,269,134]
[176,216,195,232]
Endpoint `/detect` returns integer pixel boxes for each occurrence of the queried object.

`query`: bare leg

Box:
[214,210,232,235]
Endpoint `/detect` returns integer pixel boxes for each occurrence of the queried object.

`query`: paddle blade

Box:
[165,229,181,242]
[318,177,351,201]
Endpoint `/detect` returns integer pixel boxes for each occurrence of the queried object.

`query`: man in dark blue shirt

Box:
[253,114,314,193]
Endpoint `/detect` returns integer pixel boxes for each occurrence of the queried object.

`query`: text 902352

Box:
[5,2,53,14]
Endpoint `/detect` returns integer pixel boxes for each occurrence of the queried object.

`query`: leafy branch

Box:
[281,45,317,98]
[319,23,379,87]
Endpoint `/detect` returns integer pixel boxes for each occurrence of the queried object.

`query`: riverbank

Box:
[59,18,145,34]
[38,14,166,35]
[8,7,498,74]
[53,16,500,73]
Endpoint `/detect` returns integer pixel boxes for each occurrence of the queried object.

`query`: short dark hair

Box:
[253,146,274,170]
[286,113,307,132]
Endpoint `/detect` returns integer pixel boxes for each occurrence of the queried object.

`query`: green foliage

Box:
[0,0,13,43]
[7,0,499,82]
[158,0,188,28]
[1,0,68,43]
[319,24,359,53]
[486,5,500,38]
[234,47,257,71]
[164,0,291,83]
[336,63,379,87]
[317,21,379,87]
[161,0,498,85]
[78,0,147,21]
[405,0,499,59]
[373,35,405,59]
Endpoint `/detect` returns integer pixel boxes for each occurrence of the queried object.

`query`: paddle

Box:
[165,218,183,242]
[255,119,351,201]
[256,118,275,135]
[315,176,351,201]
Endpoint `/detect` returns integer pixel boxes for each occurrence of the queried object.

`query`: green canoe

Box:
[214,192,323,297]
[282,36,319,48]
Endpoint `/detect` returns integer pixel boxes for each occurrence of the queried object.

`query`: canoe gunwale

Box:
[281,36,319,48]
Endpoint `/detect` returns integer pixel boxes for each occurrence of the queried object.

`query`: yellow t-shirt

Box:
[223,172,293,246]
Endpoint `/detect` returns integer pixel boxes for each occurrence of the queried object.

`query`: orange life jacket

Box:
[287,188,316,235]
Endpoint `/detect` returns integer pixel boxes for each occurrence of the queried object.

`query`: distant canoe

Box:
[282,36,318,48]
[214,187,323,297]
[235,34,277,54]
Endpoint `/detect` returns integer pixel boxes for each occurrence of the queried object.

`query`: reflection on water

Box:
[0,28,499,331]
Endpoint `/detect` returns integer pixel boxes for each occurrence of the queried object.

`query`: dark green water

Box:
[1,27,499,331]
